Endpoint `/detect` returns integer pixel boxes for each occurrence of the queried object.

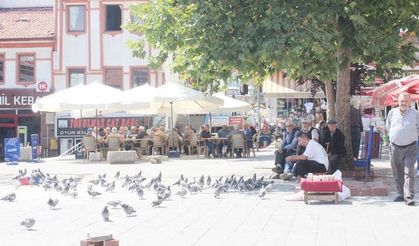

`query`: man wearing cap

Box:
[326,119,346,174]
[386,93,419,206]
[217,124,231,157]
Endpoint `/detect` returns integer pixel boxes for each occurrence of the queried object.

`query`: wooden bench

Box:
[107,151,138,164]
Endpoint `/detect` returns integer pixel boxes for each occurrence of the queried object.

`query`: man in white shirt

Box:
[282,133,329,180]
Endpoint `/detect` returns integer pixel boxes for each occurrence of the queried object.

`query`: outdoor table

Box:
[203,137,229,157]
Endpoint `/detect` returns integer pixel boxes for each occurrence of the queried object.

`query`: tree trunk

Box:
[336,47,353,170]
[325,80,336,120]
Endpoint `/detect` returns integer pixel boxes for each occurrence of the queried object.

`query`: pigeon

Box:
[136,187,144,199]
[1,193,16,202]
[105,181,115,192]
[87,187,102,198]
[163,186,172,200]
[176,187,188,197]
[258,185,266,199]
[198,175,205,188]
[47,198,59,209]
[121,204,136,216]
[20,218,35,230]
[151,197,164,207]
[107,200,122,208]
[265,181,274,192]
[206,176,212,187]
[70,190,78,199]
[214,186,225,199]
[114,171,120,179]
[102,206,110,222]
[89,179,100,185]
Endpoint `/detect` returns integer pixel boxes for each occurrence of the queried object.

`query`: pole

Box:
[257,85,261,130]
[170,102,175,150]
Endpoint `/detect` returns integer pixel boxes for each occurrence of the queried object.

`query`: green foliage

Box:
[125,0,418,91]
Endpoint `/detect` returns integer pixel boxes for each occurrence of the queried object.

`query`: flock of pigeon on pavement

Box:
[1,168,275,231]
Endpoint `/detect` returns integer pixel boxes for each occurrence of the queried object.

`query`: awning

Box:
[262,79,325,98]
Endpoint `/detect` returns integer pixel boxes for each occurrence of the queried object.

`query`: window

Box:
[105,5,122,31]
[104,68,123,89]
[131,68,149,87]
[68,5,85,32]
[0,55,4,83]
[68,68,85,87]
[18,55,35,83]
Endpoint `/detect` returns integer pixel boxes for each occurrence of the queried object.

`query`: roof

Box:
[0,7,54,40]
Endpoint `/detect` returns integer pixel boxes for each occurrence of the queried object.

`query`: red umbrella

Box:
[383,77,419,106]
[370,75,419,107]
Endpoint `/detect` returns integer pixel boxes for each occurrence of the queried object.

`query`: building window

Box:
[68,5,85,32]
[131,68,149,87]
[18,55,35,83]
[0,55,4,83]
[68,68,85,87]
[104,67,123,89]
[105,5,122,31]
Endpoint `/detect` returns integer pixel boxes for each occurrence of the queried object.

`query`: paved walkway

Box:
[0,149,418,246]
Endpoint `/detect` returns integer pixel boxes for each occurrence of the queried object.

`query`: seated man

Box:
[182,125,195,155]
[217,124,231,157]
[281,133,329,181]
[227,124,246,158]
[200,124,214,158]
[273,120,300,175]
[244,123,255,150]
[325,119,346,174]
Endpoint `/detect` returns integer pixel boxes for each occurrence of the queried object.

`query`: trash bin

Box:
[75,150,84,159]
[364,131,381,158]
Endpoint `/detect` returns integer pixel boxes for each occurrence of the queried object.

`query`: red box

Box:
[19,177,30,185]
[300,179,343,192]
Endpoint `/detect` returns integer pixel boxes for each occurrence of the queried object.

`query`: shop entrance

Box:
[0,114,18,160]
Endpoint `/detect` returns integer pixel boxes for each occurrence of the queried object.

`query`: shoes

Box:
[279,172,294,181]
[405,197,415,206]
[271,166,283,174]
[271,174,281,179]
[393,196,404,202]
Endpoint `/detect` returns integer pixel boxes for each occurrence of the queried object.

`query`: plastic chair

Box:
[187,134,202,158]
[230,134,246,158]
[152,136,167,155]
[107,136,121,151]
[82,136,97,160]
[353,125,374,179]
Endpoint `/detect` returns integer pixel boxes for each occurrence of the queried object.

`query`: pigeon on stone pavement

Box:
[163,186,171,200]
[136,187,144,199]
[121,204,136,216]
[107,200,122,208]
[102,206,110,222]
[258,185,266,199]
[214,186,225,199]
[1,193,16,202]
[151,196,164,207]
[47,198,59,209]
[20,218,35,230]
[105,181,115,192]
[87,186,102,198]
[114,171,120,179]
[206,176,211,187]
[176,187,188,198]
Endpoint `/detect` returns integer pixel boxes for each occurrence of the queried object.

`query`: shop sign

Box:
[228,116,244,126]
[210,115,229,127]
[56,117,150,137]
[0,89,51,109]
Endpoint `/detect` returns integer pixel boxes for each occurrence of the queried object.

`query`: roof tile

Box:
[0,7,54,40]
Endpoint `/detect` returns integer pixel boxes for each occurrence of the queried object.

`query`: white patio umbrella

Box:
[112,83,155,113]
[152,83,223,155]
[152,83,223,115]
[32,82,123,113]
[209,93,252,113]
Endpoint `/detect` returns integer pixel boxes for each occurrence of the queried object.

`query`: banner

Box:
[4,138,20,163]
[31,134,39,160]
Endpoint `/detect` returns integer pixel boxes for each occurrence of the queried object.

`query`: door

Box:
[18,126,28,147]
[60,138,73,155]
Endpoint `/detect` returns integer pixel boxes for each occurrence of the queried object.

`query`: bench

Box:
[107,151,138,164]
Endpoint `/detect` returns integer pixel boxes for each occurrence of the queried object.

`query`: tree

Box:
[127,0,418,168]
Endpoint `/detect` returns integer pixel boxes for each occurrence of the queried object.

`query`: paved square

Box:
[0,149,418,246]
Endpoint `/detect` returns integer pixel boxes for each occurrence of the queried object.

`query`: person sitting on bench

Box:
[280,133,329,181]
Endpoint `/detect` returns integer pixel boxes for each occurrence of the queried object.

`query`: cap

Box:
[302,118,311,123]
[327,119,338,124]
